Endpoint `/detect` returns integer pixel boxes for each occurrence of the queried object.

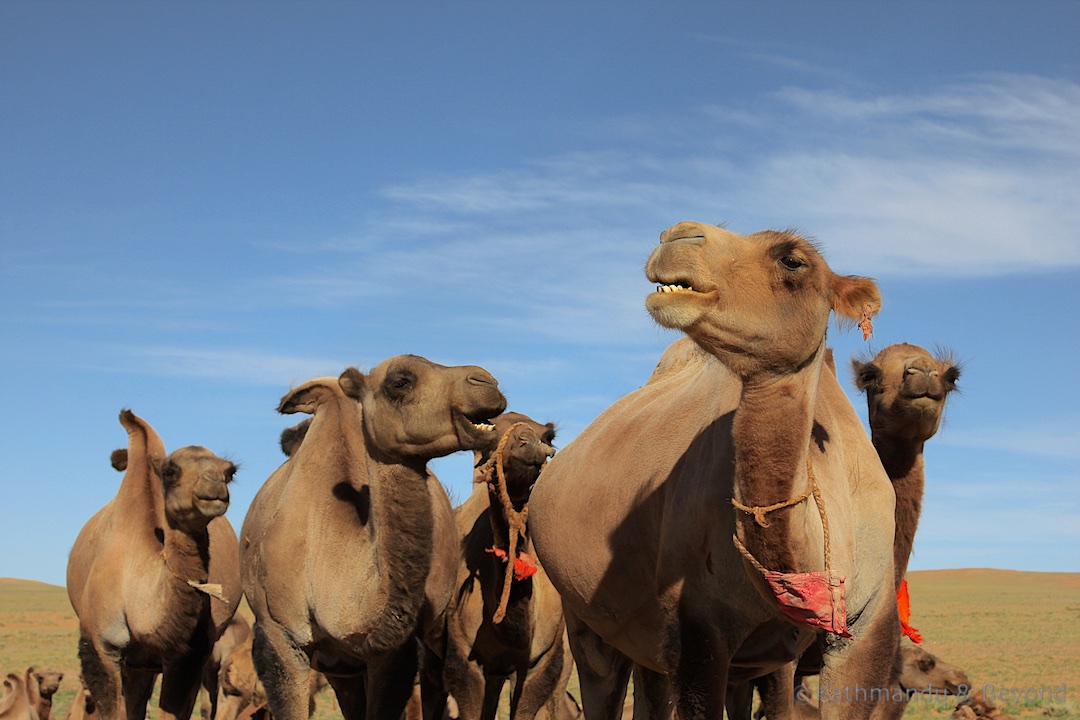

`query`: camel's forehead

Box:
[169,445,230,468]
[873,343,938,367]
[369,353,441,378]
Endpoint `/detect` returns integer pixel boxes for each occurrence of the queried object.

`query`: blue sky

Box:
[2,2,1077,587]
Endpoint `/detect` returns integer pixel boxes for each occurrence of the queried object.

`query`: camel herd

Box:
[2,222,1012,720]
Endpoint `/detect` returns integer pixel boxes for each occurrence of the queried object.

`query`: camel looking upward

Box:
[530,222,898,720]
[852,343,961,588]
[67,410,241,720]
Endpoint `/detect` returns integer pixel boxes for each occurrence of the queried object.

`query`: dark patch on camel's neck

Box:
[332,482,371,525]
[363,462,435,655]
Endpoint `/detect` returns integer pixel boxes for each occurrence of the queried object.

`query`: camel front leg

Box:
[120,667,157,720]
[564,611,632,720]
[251,621,315,720]
[633,665,673,720]
[364,642,421,720]
[159,643,213,720]
[77,635,126,720]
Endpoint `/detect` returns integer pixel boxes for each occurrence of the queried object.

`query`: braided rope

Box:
[478,422,533,624]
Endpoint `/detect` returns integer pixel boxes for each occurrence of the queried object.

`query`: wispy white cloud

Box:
[942,424,1080,461]
[104,346,350,387]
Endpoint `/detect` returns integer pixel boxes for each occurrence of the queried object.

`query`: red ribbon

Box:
[486,547,539,581]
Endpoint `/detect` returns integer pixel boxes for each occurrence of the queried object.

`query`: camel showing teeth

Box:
[475,422,495,432]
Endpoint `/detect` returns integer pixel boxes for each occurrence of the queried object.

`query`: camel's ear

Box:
[277,377,339,415]
[338,367,367,401]
[110,449,128,471]
[851,358,882,392]
[830,274,881,322]
[279,418,311,458]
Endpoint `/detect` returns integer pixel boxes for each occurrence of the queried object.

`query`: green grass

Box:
[3,570,1078,719]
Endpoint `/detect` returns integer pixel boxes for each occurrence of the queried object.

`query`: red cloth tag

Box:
[485,547,539,581]
[763,569,853,638]
[897,578,923,643]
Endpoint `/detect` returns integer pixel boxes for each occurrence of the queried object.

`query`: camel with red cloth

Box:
[530,221,899,720]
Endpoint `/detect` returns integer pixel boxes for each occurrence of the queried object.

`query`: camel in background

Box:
[1,671,39,720]
[67,410,241,720]
[26,668,63,720]
[241,357,506,720]
[439,413,565,720]
[531,222,898,720]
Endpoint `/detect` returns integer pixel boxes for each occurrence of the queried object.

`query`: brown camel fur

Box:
[529,221,899,720]
[200,615,252,720]
[852,343,961,587]
[1,671,39,720]
[736,344,963,720]
[755,645,969,719]
[240,356,507,720]
[952,693,1013,720]
[62,683,98,720]
[26,668,63,720]
[440,413,566,720]
[67,410,242,720]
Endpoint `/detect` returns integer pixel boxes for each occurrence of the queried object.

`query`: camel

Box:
[62,683,97,720]
[953,692,1013,720]
[755,644,969,719]
[26,669,63,720]
[529,221,899,720]
[440,412,566,720]
[67,410,242,720]
[734,343,963,719]
[1,671,39,720]
[851,343,961,590]
[240,356,507,720]
[200,615,252,720]
[107,450,245,720]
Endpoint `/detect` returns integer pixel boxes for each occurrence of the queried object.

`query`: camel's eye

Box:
[779,255,805,271]
[383,369,417,400]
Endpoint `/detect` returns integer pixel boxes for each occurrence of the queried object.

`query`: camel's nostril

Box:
[466,369,498,387]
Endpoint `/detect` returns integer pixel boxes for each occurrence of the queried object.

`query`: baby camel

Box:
[67,410,241,720]
[440,413,565,720]
[27,668,63,720]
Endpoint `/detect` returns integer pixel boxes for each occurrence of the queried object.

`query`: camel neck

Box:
[732,347,824,575]
[873,434,927,586]
[162,525,212,586]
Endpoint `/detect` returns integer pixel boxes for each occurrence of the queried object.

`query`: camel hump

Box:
[277,376,345,415]
[117,409,167,470]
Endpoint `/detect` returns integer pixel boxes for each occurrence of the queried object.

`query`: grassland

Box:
[2,569,1077,719]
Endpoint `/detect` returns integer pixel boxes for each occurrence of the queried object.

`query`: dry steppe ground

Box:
[2,569,1077,719]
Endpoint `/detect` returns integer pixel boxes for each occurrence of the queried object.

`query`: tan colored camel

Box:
[439,413,566,720]
[240,356,507,720]
[200,615,252,720]
[26,668,63,720]
[107,450,244,720]
[530,222,899,720]
[755,644,969,719]
[953,692,1013,720]
[1,671,39,720]
[736,343,963,720]
[67,410,242,720]
[62,682,97,720]
[852,343,961,588]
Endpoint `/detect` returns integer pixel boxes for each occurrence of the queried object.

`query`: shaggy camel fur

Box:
[439,413,565,720]
[530,222,898,720]
[62,683,97,720]
[26,668,63,720]
[852,343,961,588]
[1,671,38,720]
[67,410,242,720]
[241,356,507,720]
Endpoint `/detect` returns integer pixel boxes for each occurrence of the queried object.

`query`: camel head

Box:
[852,343,961,443]
[953,692,1012,720]
[645,221,880,378]
[338,354,507,463]
[897,645,969,696]
[480,412,557,504]
[29,667,62,697]
[153,446,237,532]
